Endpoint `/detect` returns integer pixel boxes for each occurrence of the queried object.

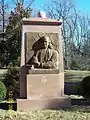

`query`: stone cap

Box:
[22,18,62,26]
[28,69,60,74]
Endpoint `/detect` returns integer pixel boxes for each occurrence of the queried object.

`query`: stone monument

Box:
[17,12,71,111]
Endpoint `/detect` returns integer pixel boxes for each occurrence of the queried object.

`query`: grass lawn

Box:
[0,106,89,120]
[65,70,90,82]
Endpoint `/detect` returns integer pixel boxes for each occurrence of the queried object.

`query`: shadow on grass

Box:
[71,98,90,105]
[0,103,17,111]
[63,105,90,113]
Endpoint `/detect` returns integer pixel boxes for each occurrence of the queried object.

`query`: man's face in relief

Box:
[42,36,50,49]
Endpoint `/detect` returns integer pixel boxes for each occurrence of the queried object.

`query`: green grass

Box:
[0,106,90,120]
[70,95,84,99]
[65,70,90,82]
[0,69,90,82]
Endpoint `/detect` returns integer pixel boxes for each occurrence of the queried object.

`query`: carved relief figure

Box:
[27,36,59,69]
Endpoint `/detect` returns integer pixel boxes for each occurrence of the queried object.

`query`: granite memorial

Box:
[17,12,71,111]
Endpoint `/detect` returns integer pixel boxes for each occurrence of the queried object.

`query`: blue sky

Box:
[4,0,90,16]
[33,0,90,16]
[75,0,90,15]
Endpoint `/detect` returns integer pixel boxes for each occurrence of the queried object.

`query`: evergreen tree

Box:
[4,3,32,67]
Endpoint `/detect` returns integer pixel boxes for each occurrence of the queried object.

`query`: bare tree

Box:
[45,0,90,70]
[12,0,34,10]
[45,0,79,69]
[0,0,9,33]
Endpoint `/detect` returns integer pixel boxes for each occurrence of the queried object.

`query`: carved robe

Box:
[34,48,59,69]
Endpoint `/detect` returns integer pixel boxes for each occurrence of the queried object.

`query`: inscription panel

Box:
[27,74,64,99]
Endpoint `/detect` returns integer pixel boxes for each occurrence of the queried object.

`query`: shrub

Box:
[3,67,19,100]
[0,81,6,101]
[79,76,90,98]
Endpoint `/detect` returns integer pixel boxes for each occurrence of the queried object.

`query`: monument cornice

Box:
[22,18,62,26]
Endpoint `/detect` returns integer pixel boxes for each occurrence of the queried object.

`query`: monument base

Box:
[17,96,71,111]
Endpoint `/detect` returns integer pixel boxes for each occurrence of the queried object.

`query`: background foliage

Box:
[3,67,19,100]
[79,76,90,98]
[0,81,6,101]
[0,0,32,67]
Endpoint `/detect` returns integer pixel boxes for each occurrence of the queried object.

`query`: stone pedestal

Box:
[17,18,71,111]
[17,96,71,111]
[17,72,71,110]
